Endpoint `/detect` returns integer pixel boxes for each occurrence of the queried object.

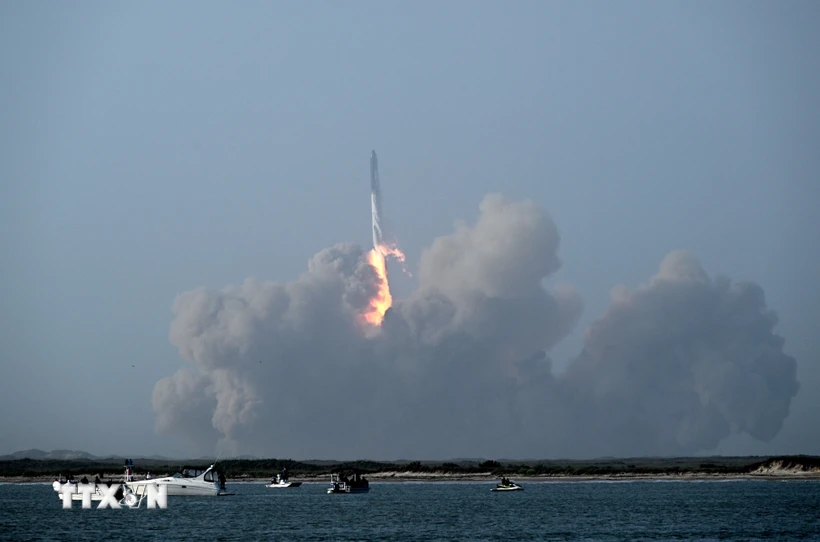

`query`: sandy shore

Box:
[6,471,818,484]
[256,472,820,483]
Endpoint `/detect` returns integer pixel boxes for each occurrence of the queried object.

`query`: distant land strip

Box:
[1,453,819,482]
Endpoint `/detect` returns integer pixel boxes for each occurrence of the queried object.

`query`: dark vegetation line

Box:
[1,456,818,479]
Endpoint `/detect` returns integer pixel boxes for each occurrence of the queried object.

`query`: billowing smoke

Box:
[560,250,799,457]
[152,194,799,459]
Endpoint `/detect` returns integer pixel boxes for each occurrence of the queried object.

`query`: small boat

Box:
[327,472,370,494]
[266,473,302,488]
[491,479,523,492]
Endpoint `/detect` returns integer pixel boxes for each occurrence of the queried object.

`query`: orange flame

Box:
[362,243,407,326]
[363,248,392,325]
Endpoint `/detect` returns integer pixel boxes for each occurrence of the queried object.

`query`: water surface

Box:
[2,479,818,540]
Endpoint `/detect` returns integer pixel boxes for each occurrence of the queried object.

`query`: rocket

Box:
[370,150,385,249]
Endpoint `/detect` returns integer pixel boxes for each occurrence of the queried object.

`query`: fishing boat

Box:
[327,472,370,494]
[266,472,302,488]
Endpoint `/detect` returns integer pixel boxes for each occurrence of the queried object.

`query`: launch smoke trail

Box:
[371,150,385,250]
[152,170,800,459]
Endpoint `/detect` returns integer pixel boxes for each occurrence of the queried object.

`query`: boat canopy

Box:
[175,466,214,478]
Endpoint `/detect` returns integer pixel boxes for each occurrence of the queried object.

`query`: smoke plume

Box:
[152,195,799,459]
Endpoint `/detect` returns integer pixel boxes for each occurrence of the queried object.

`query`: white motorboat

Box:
[127,464,234,496]
[53,462,234,502]
[266,473,302,488]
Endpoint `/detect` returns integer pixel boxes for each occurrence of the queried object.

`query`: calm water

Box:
[1,479,819,541]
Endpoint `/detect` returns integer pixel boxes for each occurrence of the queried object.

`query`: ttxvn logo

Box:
[54,481,168,509]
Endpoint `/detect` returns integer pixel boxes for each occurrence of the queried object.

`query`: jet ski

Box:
[491,479,523,491]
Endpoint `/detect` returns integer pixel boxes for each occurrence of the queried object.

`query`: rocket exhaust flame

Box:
[364,242,407,325]
[363,247,393,326]
[363,150,407,325]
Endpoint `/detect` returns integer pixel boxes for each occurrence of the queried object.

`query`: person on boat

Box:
[81,476,89,484]
[146,472,151,480]
[218,470,226,490]
[94,475,101,485]
[281,467,287,481]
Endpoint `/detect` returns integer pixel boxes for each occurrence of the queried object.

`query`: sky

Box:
[1,0,817,459]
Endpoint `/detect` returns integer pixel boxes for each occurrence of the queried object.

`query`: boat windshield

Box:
[175,468,208,478]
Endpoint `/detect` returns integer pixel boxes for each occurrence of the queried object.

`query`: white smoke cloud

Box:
[152,196,799,459]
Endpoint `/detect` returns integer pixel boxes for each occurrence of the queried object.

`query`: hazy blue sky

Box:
[1,0,817,458]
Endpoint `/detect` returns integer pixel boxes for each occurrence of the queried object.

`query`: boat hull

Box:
[128,481,219,496]
[327,487,369,494]
[266,481,302,488]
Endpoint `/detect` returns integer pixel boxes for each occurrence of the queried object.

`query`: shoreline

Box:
[5,471,820,484]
